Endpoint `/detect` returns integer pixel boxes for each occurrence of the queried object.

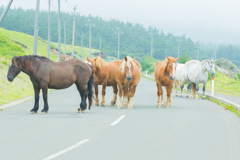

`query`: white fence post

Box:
[212,77,214,97]
[146,70,148,77]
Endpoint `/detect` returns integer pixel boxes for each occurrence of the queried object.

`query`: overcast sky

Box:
[1,0,240,44]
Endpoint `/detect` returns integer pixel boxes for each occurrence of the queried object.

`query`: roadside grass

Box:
[0,28,99,106]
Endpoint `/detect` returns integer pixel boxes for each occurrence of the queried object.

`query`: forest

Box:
[0,7,240,66]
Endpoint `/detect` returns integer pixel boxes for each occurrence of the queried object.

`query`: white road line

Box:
[43,139,90,160]
[110,115,126,126]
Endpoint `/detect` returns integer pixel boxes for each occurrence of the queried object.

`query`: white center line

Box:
[110,115,126,126]
[43,139,90,160]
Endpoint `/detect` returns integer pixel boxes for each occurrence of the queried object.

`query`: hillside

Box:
[1,7,240,66]
[0,28,99,106]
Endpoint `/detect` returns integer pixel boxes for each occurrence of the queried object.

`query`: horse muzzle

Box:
[126,76,132,82]
[7,76,13,82]
[170,75,175,81]
[211,73,215,78]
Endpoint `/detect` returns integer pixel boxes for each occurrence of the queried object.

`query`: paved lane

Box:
[0,78,240,160]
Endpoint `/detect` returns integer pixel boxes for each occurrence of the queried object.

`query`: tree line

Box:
[0,7,240,66]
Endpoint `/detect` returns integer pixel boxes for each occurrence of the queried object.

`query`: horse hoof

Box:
[78,109,86,113]
[179,95,183,97]
[175,95,178,97]
[95,103,99,106]
[41,112,47,114]
[110,102,116,106]
[123,104,128,107]
[202,97,206,100]
[30,111,37,114]
[157,105,161,108]
[127,106,133,109]
[186,95,189,98]
[100,103,105,107]
[117,106,122,109]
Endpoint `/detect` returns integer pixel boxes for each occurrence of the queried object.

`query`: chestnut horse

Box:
[155,56,178,108]
[57,54,71,62]
[87,56,121,106]
[7,55,94,114]
[116,56,141,109]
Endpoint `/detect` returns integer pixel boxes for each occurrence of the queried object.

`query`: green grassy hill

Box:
[0,28,99,106]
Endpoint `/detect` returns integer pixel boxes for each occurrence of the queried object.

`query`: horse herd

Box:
[6,55,215,114]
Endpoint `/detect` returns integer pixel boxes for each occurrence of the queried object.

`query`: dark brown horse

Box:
[7,55,94,114]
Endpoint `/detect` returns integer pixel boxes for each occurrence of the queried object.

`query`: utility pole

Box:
[47,0,51,59]
[33,0,40,55]
[58,0,61,62]
[150,28,153,57]
[64,21,67,61]
[71,6,77,58]
[115,28,123,59]
[99,37,101,57]
[86,19,95,58]
[0,0,13,26]
[81,31,83,60]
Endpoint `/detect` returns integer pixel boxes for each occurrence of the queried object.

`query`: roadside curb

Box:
[141,74,240,112]
[0,96,34,110]
[0,89,54,111]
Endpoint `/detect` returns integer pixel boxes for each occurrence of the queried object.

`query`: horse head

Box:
[87,56,108,73]
[121,56,135,82]
[206,59,215,78]
[7,56,22,82]
[166,56,178,80]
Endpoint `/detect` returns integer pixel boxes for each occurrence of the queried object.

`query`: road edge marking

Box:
[110,115,126,126]
[42,139,90,160]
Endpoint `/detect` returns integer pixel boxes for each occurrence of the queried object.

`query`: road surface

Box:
[0,78,240,160]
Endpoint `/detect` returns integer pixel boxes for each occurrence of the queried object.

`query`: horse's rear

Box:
[116,56,141,109]
[155,56,178,108]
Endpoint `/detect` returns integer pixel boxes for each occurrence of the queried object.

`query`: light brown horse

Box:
[115,56,141,109]
[57,54,71,62]
[155,56,178,108]
[87,56,121,106]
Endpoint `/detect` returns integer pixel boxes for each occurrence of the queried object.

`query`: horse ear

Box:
[167,56,170,61]
[87,56,90,62]
[125,56,127,62]
[176,57,179,61]
[133,57,136,61]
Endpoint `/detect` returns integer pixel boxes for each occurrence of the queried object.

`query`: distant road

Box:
[0,78,240,160]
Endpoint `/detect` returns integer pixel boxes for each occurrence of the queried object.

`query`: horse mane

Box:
[13,55,51,69]
[200,60,210,67]
[161,57,170,69]
[185,60,200,68]
[94,56,108,70]
[119,56,134,73]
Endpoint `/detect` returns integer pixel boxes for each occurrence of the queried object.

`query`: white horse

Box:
[174,60,200,97]
[187,59,215,99]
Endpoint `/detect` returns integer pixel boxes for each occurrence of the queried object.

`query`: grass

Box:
[210,98,240,117]
[0,28,99,106]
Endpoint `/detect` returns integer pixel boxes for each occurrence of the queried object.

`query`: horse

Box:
[155,56,178,108]
[187,59,215,99]
[7,55,94,114]
[87,56,121,106]
[174,60,200,98]
[115,56,141,109]
[56,54,71,62]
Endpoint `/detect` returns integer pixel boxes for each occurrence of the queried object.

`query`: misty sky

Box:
[1,0,239,44]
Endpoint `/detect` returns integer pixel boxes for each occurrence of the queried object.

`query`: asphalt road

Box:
[1,78,240,160]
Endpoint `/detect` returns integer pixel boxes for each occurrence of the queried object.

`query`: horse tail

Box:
[176,80,180,88]
[87,67,94,110]
[192,83,196,95]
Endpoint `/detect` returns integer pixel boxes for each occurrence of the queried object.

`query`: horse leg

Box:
[179,84,184,97]
[186,83,190,98]
[30,86,40,114]
[128,85,136,109]
[76,84,88,113]
[174,81,178,97]
[94,84,99,106]
[195,81,199,100]
[165,85,173,108]
[188,80,193,98]
[110,85,118,106]
[202,82,206,99]
[117,82,123,109]
[41,86,49,114]
[100,81,107,106]
[157,81,164,108]
[122,86,129,107]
